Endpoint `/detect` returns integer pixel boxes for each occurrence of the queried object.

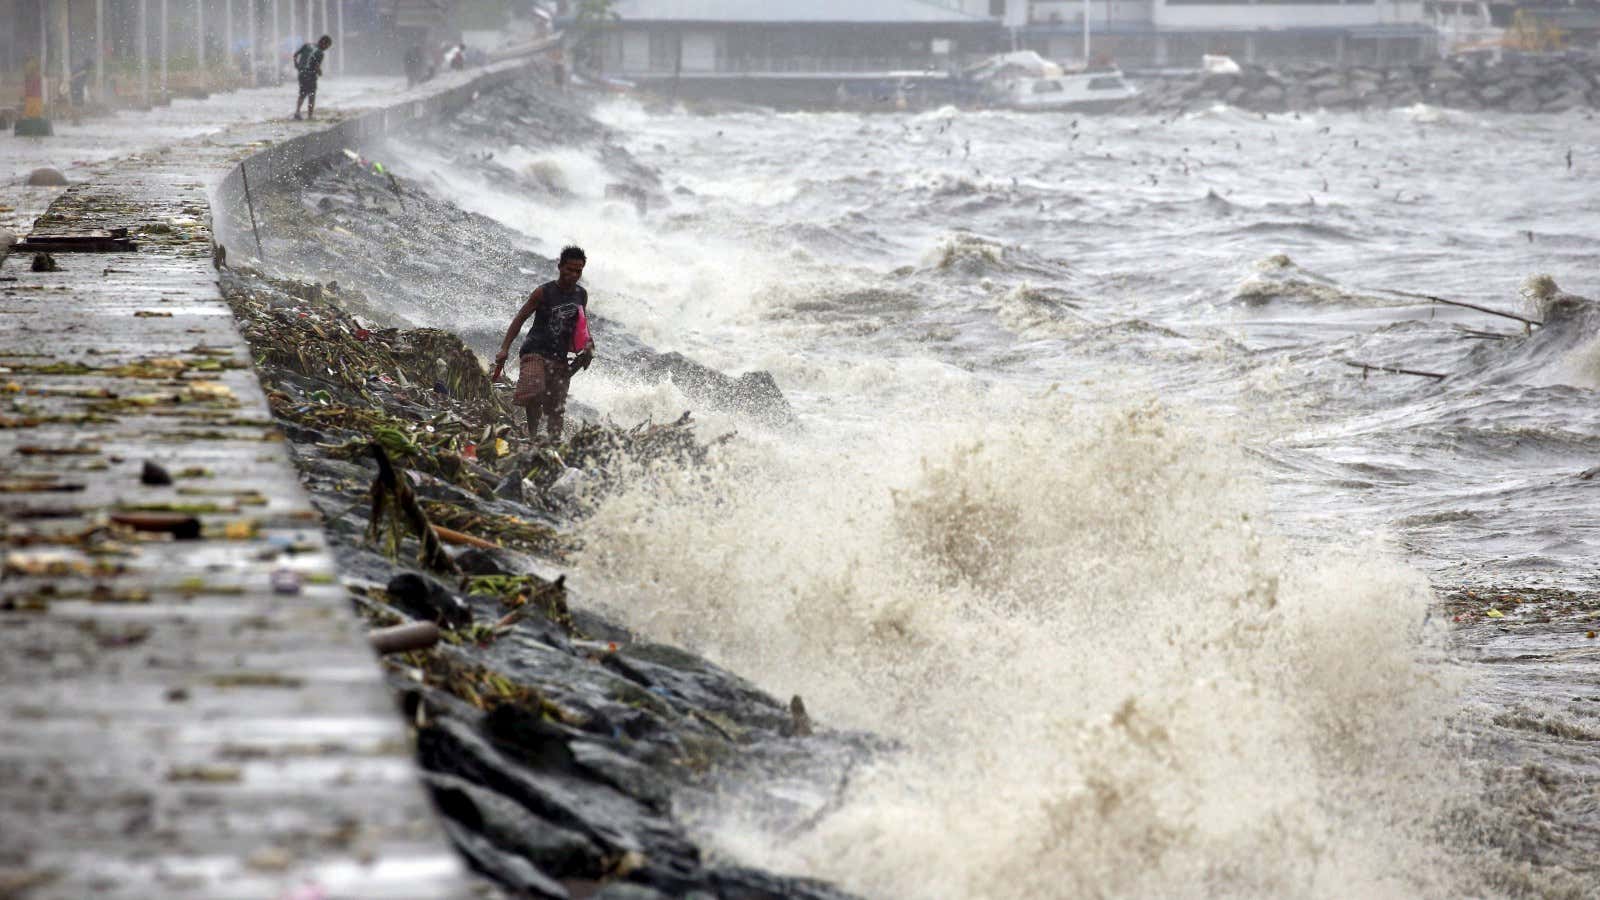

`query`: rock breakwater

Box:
[1125,52,1600,114]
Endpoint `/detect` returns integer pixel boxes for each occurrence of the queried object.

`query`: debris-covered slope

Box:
[222,265,877,899]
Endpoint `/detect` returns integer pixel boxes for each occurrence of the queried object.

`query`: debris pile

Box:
[223,266,719,508]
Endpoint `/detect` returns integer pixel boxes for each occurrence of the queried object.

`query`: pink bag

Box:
[570,306,590,353]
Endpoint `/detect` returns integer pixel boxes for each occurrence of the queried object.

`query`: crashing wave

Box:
[924,233,1073,282]
[1231,254,1388,307]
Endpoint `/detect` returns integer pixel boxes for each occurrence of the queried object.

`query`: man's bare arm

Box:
[491,287,542,378]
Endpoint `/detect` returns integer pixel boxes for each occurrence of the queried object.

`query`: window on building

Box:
[649,31,676,71]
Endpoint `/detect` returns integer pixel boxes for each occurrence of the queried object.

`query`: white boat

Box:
[967,51,1138,112]
[1000,70,1138,111]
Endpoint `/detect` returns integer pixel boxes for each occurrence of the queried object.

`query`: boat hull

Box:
[1006,95,1130,113]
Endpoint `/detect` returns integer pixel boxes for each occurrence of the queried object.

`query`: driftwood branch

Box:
[432,524,499,549]
[368,442,459,575]
[1376,287,1542,330]
[1343,360,1448,380]
[369,621,441,655]
[1452,326,1513,341]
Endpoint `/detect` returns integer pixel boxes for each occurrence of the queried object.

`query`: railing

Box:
[620,56,956,76]
[720,56,949,73]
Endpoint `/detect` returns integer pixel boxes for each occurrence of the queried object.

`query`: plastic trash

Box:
[571,306,589,352]
[549,466,586,500]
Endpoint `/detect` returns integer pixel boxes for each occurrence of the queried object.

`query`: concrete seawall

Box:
[2,51,547,899]
[212,58,543,259]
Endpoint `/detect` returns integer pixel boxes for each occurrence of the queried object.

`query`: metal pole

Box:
[224,0,233,81]
[288,0,296,52]
[246,0,257,85]
[95,0,104,103]
[39,0,48,112]
[335,0,343,74]
[58,0,70,107]
[271,0,279,83]
[139,0,148,104]
[1083,0,1091,63]
[159,0,167,93]
[197,0,205,76]
[58,0,70,106]
[240,162,266,261]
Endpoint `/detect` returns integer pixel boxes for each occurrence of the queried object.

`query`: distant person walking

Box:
[551,48,567,92]
[404,43,427,88]
[292,35,333,120]
[491,247,595,442]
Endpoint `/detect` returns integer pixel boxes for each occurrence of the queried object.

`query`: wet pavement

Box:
[0,63,539,900]
[1,77,403,237]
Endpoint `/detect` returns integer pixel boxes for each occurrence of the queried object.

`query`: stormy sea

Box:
[246,77,1600,898]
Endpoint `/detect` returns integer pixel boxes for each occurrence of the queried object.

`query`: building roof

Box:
[611,0,992,25]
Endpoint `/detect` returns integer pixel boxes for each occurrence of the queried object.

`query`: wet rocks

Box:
[492,470,528,504]
[140,460,173,486]
[25,167,68,187]
[426,769,603,880]
[453,545,528,577]
[1124,51,1600,115]
[409,689,860,900]
[628,351,796,428]
[386,571,473,627]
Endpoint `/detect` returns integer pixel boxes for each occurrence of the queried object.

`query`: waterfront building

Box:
[939,0,1438,66]
[595,0,1005,77]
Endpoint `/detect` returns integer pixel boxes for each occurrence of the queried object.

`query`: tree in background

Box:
[572,0,617,72]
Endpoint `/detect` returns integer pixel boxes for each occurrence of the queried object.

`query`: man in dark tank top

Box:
[491,246,594,442]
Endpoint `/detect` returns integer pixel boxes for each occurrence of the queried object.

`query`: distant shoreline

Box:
[605,51,1600,115]
[1122,52,1600,115]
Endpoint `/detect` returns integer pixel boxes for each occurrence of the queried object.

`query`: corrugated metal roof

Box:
[382,0,451,28]
[612,0,992,25]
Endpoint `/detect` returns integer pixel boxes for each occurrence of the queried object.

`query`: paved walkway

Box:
[0,63,528,900]
[2,77,404,237]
